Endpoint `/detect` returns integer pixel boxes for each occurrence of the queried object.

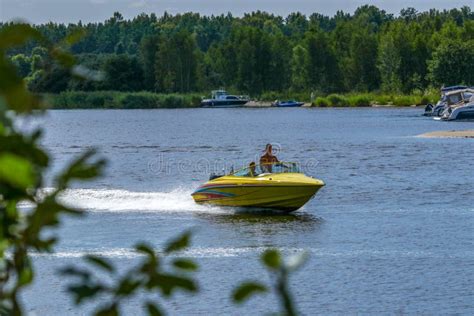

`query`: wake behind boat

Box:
[191,162,324,212]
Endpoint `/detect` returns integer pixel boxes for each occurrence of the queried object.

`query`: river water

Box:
[22,108,473,314]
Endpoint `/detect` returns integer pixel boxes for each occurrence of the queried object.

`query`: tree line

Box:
[3,6,474,96]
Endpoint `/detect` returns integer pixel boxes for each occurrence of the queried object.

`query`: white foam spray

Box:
[30,246,307,259]
[17,187,226,214]
[55,187,227,214]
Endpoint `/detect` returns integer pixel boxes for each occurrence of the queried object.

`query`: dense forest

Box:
[3,5,474,98]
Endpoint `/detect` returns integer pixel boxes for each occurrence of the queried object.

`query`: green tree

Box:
[155,31,198,93]
[236,38,256,93]
[11,54,31,78]
[428,40,474,86]
[27,65,71,93]
[290,45,308,91]
[206,40,237,88]
[268,34,292,92]
[304,30,340,93]
[377,20,429,93]
[139,35,160,91]
[378,34,402,92]
[347,28,379,91]
[102,54,144,91]
[3,6,474,96]
[285,12,308,37]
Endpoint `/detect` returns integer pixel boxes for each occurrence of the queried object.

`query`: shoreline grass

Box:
[43,90,439,109]
[44,91,204,109]
[314,92,438,107]
[260,90,438,107]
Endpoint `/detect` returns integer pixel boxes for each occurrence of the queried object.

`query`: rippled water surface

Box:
[22,108,473,314]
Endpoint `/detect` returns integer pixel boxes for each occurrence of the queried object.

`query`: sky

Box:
[0,0,471,24]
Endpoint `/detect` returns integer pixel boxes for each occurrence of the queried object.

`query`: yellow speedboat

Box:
[191,162,324,212]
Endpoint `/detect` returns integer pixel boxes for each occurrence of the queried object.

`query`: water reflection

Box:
[197,210,323,236]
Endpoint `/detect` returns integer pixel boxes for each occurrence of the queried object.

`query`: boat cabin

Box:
[441,85,468,93]
[445,88,474,106]
[211,90,229,100]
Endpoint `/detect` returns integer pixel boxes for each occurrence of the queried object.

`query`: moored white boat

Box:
[201,90,249,108]
[440,98,474,121]
[424,85,468,117]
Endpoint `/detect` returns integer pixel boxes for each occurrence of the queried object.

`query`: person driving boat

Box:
[260,143,279,173]
[244,161,259,177]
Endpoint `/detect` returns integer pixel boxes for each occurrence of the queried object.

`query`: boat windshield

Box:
[447,93,463,105]
[232,162,301,177]
[212,90,227,99]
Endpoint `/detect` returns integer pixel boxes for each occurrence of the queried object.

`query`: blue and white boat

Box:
[424,85,468,116]
[439,88,474,121]
[201,90,249,108]
[271,100,304,107]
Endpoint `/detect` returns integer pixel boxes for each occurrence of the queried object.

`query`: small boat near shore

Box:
[439,90,474,121]
[424,86,468,117]
[191,162,324,212]
[201,90,249,108]
[271,100,304,107]
[431,88,474,121]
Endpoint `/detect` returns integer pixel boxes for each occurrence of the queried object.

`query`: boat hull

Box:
[445,105,474,120]
[201,100,248,107]
[273,102,304,107]
[192,173,324,212]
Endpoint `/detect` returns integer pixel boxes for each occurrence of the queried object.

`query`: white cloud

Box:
[129,0,147,8]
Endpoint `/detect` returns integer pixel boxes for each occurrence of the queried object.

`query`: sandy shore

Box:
[417,130,474,138]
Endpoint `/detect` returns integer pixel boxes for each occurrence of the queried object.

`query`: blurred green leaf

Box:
[56,149,106,188]
[149,273,197,296]
[60,267,91,280]
[135,243,155,256]
[18,263,33,286]
[232,282,267,303]
[116,278,141,296]
[51,48,77,68]
[0,133,49,167]
[0,153,35,189]
[262,249,281,270]
[0,21,107,316]
[0,58,37,112]
[164,231,191,253]
[68,284,105,304]
[95,303,118,316]
[62,29,87,47]
[146,302,162,316]
[0,24,45,51]
[172,259,198,271]
[0,24,47,114]
[85,256,115,273]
